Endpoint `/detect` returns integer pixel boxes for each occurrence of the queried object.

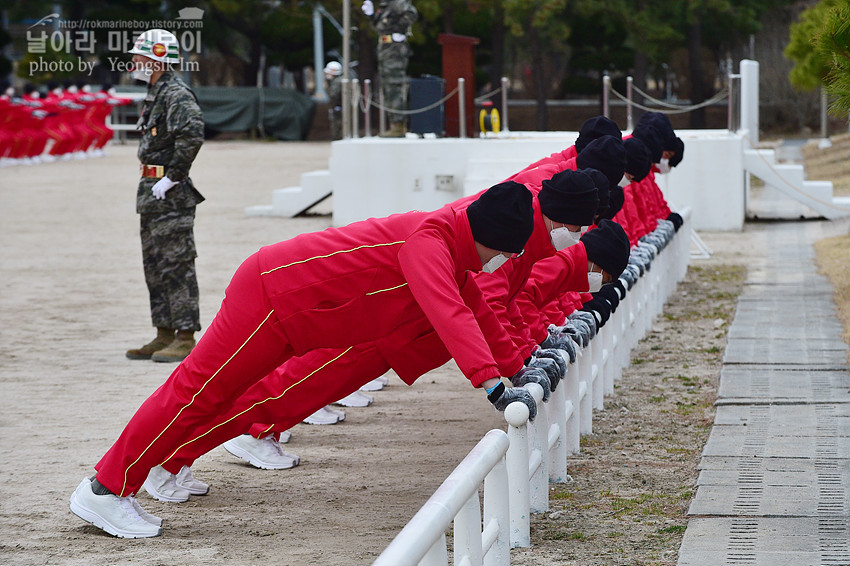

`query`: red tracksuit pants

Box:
[95,252,296,497]
[158,343,392,472]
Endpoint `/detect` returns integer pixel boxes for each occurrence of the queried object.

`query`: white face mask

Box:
[657,158,671,174]
[550,226,581,251]
[481,253,509,274]
[618,175,631,188]
[587,271,603,293]
[131,64,154,83]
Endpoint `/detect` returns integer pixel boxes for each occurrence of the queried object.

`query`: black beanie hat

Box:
[575,116,622,154]
[670,136,685,167]
[623,137,651,182]
[599,186,625,220]
[631,124,663,163]
[580,219,631,278]
[581,168,610,215]
[637,112,676,150]
[576,135,625,192]
[467,181,535,254]
[539,169,599,226]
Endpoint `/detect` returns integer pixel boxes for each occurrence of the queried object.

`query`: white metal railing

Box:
[372,208,692,566]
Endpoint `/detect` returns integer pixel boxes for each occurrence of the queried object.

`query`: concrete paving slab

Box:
[702,426,850,459]
[712,403,850,429]
[689,458,850,517]
[717,367,850,401]
[678,517,850,566]
[722,338,847,365]
[727,322,844,340]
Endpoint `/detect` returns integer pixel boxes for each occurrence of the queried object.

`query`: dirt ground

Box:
[0,140,774,565]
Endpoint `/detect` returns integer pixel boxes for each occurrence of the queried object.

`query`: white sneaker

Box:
[324,406,346,422]
[334,391,374,407]
[69,477,161,538]
[142,466,190,503]
[130,497,162,526]
[360,376,389,391]
[175,465,209,495]
[279,430,291,443]
[223,435,300,470]
[302,406,340,425]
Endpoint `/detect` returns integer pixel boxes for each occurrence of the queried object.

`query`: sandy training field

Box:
[0,141,530,565]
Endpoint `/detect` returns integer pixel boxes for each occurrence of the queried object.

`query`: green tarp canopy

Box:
[117,85,316,141]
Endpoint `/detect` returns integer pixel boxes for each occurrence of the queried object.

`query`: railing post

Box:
[626,76,634,131]
[548,384,568,483]
[505,401,530,548]
[378,85,386,136]
[351,78,360,138]
[602,74,611,118]
[341,78,351,138]
[458,77,467,138]
[454,494,483,566]
[500,76,510,133]
[363,79,372,137]
[483,459,510,566]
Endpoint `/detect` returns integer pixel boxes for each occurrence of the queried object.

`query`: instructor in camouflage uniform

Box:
[362,0,418,137]
[125,29,205,363]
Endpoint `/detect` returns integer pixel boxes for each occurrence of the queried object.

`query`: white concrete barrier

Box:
[372,209,692,565]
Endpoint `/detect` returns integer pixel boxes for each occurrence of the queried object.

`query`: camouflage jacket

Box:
[136,72,205,214]
[369,0,418,36]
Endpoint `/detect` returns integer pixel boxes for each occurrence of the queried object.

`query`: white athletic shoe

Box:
[302,406,340,425]
[334,391,374,407]
[360,376,389,391]
[323,406,346,422]
[279,430,291,443]
[223,435,300,470]
[130,496,162,526]
[142,466,190,503]
[69,477,161,538]
[175,465,209,495]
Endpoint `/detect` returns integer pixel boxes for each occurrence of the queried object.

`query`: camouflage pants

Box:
[139,209,200,332]
[378,42,411,125]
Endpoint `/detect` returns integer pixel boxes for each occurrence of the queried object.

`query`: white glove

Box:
[392,32,406,42]
[361,0,374,16]
[151,176,178,200]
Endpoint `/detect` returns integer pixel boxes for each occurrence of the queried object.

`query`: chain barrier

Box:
[359,84,461,115]
[473,85,503,105]
[608,83,729,115]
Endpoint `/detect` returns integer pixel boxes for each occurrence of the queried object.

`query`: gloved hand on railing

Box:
[510,366,551,401]
[560,319,591,348]
[613,279,627,300]
[487,382,537,421]
[620,269,636,290]
[625,263,642,281]
[539,331,577,363]
[533,348,568,378]
[595,285,620,313]
[581,297,611,327]
[527,355,562,392]
[568,311,597,336]
[667,212,684,231]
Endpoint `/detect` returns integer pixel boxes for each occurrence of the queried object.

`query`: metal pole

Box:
[458,77,466,138]
[341,0,351,138]
[727,74,738,132]
[626,76,633,131]
[501,76,510,133]
[378,85,386,135]
[312,5,327,101]
[351,78,360,138]
[821,85,828,140]
[602,74,610,118]
[364,79,372,137]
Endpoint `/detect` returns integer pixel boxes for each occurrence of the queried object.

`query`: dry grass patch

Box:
[813,234,850,361]
[802,133,850,197]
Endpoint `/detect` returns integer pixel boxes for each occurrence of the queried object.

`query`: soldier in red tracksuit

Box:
[146,168,605,478]
[69,181,541,538]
